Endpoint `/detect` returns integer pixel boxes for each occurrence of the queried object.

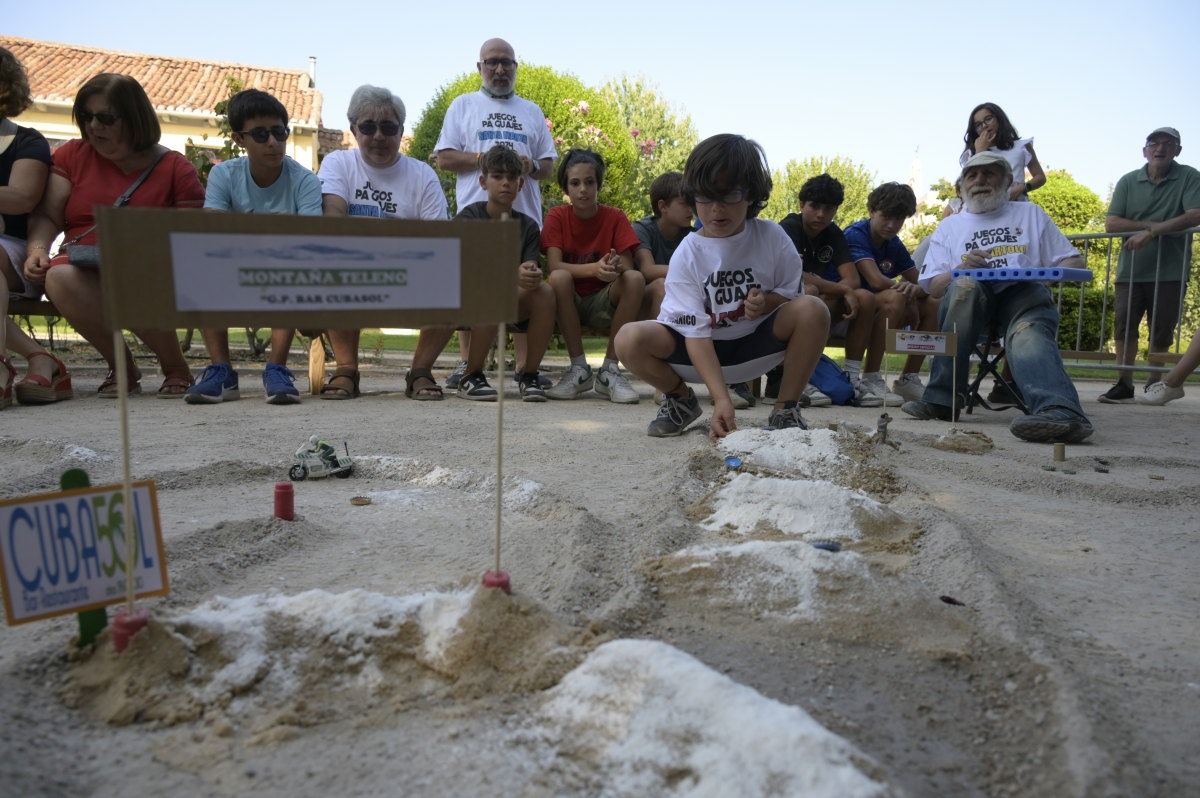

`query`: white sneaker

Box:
[862,373,903,406]
[851,377,882,407]
[594,365,640,404]
[803,384,833,407]
[892,372,925,403]
[1136,381,1184,405]
[546,363,594,400]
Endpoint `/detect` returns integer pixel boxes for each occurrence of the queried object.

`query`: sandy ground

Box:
[1,349,1198,797]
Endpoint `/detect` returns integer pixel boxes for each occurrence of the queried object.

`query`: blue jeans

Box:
[924,278,1086,418]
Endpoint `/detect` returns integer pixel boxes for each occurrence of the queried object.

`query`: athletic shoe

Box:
[185,364,240,404]
[986,381,1022,407]
[546,364,594,400]
[647,391,702,437]
[861,373,902,407]
[1097,382,1134,404]
[763,365,783,401]
[517,372,547,402]
[262,363,300,405]
[458,371,498,401]
[901,399,957,422]
[1136,381,1184,406]
[445,361,468,389]
[892,372,925,403]
[1010,408,1094,443]
[766,402,808,430]
[726,382,756,409]
[851,377,883,407]
[537,373,553,389]
[803,384,833,407]
[594,365,640,404]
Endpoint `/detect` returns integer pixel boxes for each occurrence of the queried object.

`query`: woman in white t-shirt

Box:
[959,102,1045,202]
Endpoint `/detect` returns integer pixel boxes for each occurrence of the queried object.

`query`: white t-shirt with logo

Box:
[959,137,1034,183]
[435,90,557,223]
[318,149,448,221]
[919,201,1078,293]
[659,219,802,340]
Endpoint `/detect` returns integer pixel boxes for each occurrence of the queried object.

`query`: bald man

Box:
[435,38,557,225]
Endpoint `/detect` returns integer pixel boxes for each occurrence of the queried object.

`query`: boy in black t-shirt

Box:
[633,171,693,320]
[405,146,555,402]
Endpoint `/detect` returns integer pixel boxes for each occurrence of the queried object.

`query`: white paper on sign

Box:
[888,330,954,355]
[169,233,461,312]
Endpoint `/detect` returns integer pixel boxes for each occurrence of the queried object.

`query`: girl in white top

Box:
[958,102,1045,202]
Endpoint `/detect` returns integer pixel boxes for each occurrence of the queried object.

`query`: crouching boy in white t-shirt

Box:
[615,134,830,438]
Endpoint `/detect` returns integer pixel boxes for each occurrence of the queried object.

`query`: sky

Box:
[9,0,1200,200]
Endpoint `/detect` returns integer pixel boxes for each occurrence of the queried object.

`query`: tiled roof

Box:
[1,36,323,128]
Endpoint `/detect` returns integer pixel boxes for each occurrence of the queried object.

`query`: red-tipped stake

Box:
[483,569,511,594]
[111,606,150,653]
[274,481,295,520]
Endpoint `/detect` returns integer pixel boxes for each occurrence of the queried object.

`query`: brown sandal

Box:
[98,367,143,398]
[320,367,361,400]
[404,368,443,401]
[16,351,75,405]
[157,371,195,398]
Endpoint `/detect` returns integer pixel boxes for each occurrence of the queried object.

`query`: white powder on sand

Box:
[542,639,893,797]
[720,427,843,473]
[704,473,887,541]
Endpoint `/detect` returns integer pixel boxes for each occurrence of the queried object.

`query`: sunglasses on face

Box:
[695,189,749,205]
[78,110,119,127]
[356,120,401,137]
[238,125,290,144]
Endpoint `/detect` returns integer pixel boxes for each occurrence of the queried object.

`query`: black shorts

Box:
[1113,281,1184,350]
[663,311,786,384]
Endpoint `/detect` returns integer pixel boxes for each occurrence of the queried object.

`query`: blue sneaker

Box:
[263,363,300,405]
[184,363,239,404]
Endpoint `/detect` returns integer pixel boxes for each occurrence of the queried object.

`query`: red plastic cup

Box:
[111,606,150,653]
[482,570,511,594]
[274,482,295,520]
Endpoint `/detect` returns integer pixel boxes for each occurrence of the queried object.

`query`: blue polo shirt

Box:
[844,218,915,291]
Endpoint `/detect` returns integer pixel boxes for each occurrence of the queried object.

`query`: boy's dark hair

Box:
[73,73,161,152]
[798,173,844,207]
[556,148,606,192]
[649,171,684,218]
[682,134,771,219]
[867,182,917,219]
[481,144,524,177]
[227,89,289,132]
[963,102,1019,154]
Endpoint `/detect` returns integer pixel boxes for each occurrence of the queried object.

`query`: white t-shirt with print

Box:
[659,218,802,340]
[318,149,448,221]
[959,137,1034,182]
[435,90,557,224]
[919,200,1079,293]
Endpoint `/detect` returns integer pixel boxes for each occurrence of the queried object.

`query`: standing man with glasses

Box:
[435,38,558,389]
[1100,127,1200,403]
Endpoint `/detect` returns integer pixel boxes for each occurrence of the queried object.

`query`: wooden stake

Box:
[113,331,136,611]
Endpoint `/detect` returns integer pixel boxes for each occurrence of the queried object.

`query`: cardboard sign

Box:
[96,207,519,329]
[886,328,957,356]
[0,481,168,625]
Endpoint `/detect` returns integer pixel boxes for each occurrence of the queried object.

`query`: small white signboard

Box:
[170,232,461,312]
[0,481,168,625]
[887,329,957,356]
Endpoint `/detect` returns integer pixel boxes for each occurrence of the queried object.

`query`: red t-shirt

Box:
[50,139,204,264]
[541,204,640,296]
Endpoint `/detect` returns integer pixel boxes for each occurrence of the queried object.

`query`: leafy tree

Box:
[1030,169,1105,233]
[185,76,244,187]
[931,177,956,202]
[408,65,637,217]
[598,77,698,219]
[762,156,875,226]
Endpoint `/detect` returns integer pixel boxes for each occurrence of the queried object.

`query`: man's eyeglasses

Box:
[481,58,518,70]
[238,125,290,144]
[356,120,401,137]
[695,189,748,205]
[78,110,119,127]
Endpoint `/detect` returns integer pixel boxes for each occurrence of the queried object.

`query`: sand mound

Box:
[719,427,845,476]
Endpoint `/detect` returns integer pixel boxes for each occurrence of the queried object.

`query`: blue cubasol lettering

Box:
[55,501,80,584]
[133,492,154,569]
[76,497,101,580]
[36,505,60,587]
[8,507,41,591]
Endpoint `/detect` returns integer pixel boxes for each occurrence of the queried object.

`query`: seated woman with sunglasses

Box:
[24,73,204,397]
[316,84,448,399]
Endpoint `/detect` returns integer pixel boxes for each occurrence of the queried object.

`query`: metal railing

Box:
[1055,227,1197,375]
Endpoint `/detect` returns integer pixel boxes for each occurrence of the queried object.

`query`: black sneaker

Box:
[457,371,498,401]
[986,381,1023,407]
[517,372,547,402]
[728,382,756,409]
[766,402,808,430]
[1097,382,1134,404]
[647,391,702,437]
[900,398,959,422]
[763,365,783,401]
[1010,408,1094,443]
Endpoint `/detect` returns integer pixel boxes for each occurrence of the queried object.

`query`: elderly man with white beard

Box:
[901,151,1094,443]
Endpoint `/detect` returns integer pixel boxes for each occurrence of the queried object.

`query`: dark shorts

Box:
[1114,281,1184,349]
[663,311,786,384]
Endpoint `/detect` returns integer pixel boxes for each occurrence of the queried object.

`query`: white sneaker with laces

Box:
[546,363,594,400]
[594,365,640,404]
[862,373,903,406]
[891,372,925,403]
[1136,381,1184,405]
[852,377,883,407]
[803,384,833,407]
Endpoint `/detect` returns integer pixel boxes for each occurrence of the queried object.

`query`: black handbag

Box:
[61,149,168,269]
